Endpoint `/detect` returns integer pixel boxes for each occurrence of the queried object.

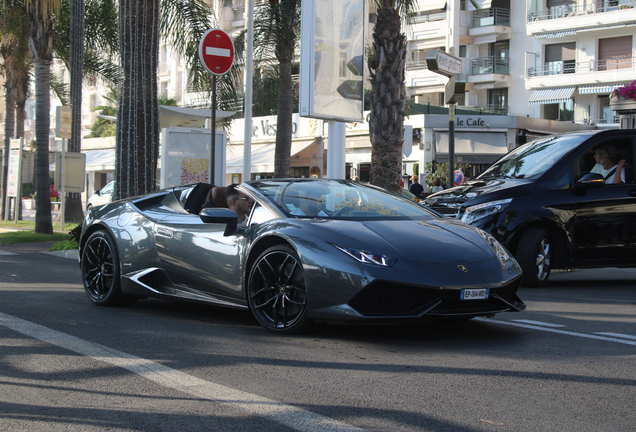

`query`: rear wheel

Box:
[81,230,131,305]
[517,228,551,287]
[247,245,310,334]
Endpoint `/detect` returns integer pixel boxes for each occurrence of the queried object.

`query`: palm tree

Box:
[0,0,31,219]
[115,0,217,199]
[25,0,63,234]
[369,0,479,193]
[367,0,416,193]
[253,0,301,178]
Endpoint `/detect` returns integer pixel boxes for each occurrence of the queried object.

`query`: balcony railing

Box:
[464,105,508,115]
[471,56,509,75]
[159,62,170,74]
[528,0,635,22]
[406,60,430,71]
[472,8,510,27]
[527,57,635,77]
[408,11,446,25]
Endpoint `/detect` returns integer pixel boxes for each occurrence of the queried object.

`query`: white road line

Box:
[0,251,18,256]
[0,312,364,432]
[475,317,636,347]
[512,319,566,328]
[594,332,636,341]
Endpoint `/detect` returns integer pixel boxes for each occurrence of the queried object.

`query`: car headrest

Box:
[211,186,228,208]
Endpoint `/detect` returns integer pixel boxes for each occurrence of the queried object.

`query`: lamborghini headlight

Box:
[460,198,512,225]
[333,244,396,267]
[476,229,511,267]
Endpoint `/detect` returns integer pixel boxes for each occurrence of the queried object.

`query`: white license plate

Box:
[460,288,489,300]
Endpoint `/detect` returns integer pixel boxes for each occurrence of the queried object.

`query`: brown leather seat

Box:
[210,186,228,208]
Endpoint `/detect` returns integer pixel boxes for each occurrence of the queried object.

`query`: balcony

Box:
[471,56,509,75]
[469,8,511,44]
[472,8,510,27]
[408,11,446,24]
[527,0,636,36]
[526,57,636,88]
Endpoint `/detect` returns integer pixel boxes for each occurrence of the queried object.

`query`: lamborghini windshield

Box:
[249,179,438,220]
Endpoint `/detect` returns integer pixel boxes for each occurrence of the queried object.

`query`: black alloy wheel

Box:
[247,245,309,333]
[81,230,127,305]
[517,228,551,287]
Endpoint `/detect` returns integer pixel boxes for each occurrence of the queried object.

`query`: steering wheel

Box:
[333,206,354,217]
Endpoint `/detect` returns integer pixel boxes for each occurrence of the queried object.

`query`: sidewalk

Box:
[0,228,79,260]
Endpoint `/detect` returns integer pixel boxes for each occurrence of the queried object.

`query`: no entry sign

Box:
[198,29,234,75]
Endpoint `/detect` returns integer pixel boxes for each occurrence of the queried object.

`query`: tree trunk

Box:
[2,86,15,219]
[64,0,86,222]
[115,0,160,200]
[368,4,407,193]
[273,60,293,178]
[33,59,53,234]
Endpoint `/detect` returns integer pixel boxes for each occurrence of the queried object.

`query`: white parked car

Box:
[86,181,114,210]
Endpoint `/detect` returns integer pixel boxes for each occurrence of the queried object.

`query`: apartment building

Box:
[526,0,635,125]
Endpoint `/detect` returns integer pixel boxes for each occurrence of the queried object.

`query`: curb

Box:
[41,250,79,260]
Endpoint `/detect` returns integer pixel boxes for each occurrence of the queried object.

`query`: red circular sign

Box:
[198,29,234,75]
[454,169,465,186]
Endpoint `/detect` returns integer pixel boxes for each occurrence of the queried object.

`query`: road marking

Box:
[594,332,636,341]
[0,312,364,432]
[475,317,636,347]
[512,319,566,328]
[0,251,18,256]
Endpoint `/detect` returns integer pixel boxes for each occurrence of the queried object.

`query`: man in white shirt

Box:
[591,145,626,184]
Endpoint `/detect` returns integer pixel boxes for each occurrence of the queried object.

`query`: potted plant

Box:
[610,81,636,112]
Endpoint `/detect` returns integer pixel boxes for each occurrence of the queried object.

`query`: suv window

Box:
[478,133,589,180]
[576,138,634,184]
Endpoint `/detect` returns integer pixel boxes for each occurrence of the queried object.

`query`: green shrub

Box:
[50,239,79,251]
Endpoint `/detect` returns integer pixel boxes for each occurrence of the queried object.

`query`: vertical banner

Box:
[299,0,365,122]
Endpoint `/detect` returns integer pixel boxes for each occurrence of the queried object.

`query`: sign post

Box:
[426,49,465,188]
[5,138,23,223]
[199,29,234,186]
[55,106,72,230]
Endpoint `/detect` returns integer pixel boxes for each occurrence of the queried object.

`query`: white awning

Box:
[96,105,235,128]
[529,87,576,105]
[85,149,116,171]
[226,139,321,174]
[579,84,627,95]
[434,131,508,164]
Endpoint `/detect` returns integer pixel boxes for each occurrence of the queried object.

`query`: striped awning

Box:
[529,87,576,105]
[535,22,636,38]
[579,84,627,95]
[534,30,576,39]
[578,22,636,32]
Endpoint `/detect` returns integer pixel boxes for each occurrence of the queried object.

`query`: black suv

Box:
[425,130,635,287]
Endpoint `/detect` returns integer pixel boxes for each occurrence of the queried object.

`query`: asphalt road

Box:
[0,246,634,432]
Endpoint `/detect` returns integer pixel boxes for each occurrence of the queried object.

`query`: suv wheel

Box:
[517,228,551,287]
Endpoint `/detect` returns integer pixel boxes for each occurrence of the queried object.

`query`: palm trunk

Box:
[368,4,407,193]
[116,0,160,199]
[64,0,86,222]
[273,60,293,178]
[33,59,53,234]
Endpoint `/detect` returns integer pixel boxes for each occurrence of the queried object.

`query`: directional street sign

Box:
[198,29,235,76]
[426,49,462,78]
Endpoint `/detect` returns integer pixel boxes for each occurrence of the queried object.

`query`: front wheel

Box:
[517,228,551,287]
[247,245,310,334]
[81,230,129,305]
